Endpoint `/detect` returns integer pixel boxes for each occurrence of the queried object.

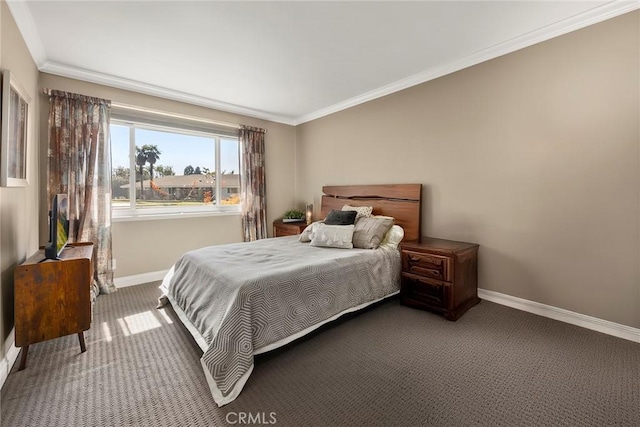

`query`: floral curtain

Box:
[47,90,115,297]
[240,126,267,241]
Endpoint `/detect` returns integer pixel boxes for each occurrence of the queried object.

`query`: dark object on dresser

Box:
[400,237,479,321]
[273,219,308,237]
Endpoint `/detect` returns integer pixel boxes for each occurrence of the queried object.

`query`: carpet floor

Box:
[1,282,638,427]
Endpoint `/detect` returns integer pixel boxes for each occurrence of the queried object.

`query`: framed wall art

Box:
[1,69,31,187]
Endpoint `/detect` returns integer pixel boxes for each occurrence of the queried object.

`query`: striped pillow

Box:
[352,217,394,249]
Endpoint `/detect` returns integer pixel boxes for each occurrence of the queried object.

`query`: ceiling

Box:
[7,1,638,125]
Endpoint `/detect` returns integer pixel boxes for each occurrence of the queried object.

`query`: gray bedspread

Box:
[159,235,400,406]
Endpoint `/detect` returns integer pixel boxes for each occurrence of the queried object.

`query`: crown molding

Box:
[40,62,297,125]
[8,0,639,127]
[7,0,295,124]
[293,0,640,125]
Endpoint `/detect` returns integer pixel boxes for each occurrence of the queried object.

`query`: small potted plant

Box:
[282,209,305,222]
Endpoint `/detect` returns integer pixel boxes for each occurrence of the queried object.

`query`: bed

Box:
[159,184,422,406]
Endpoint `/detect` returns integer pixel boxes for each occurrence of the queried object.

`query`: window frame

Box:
[110,118,241,220]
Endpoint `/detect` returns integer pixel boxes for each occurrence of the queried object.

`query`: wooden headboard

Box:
[320,184,422,241]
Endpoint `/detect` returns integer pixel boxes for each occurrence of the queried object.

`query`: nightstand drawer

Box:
[401,273,449,307]
[273,220,307,238]
[275,226,301,237]
[402,250,451,281]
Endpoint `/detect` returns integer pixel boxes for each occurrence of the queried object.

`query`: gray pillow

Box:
[352,217,394,249]
[324,209,357,225]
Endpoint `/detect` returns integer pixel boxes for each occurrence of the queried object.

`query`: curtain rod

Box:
[42,88,242,130]
[42,89,270,133]
[111,102,242,130]
[42,87,111,106]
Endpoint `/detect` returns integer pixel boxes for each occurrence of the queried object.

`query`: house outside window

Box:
[110,112,240,219]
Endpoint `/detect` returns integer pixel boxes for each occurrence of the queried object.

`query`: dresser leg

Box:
[78,332,87,353]
[18,345,29,371]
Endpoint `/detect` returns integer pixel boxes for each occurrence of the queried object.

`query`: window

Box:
[111,118,240,218]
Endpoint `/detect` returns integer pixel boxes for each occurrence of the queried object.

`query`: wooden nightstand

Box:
[400,237,479,321]
[273,219,308,237]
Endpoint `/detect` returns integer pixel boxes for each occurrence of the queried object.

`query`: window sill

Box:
[112,209,241,223]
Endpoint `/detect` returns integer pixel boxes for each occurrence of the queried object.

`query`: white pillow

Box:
[380,225,405,249]
[309,224,355,249]
[298,221,323,242]
[342,204,373,220]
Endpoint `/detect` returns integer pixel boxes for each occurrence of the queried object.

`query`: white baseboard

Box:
[114,270,169,288]
[478,288,640,344]
[0,329,21,390]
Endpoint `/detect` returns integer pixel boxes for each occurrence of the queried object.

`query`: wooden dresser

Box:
[400,237,479,321]
[273,219,307,237]
[14,242,94,370]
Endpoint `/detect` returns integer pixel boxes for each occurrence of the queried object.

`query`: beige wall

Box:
[111,215,242,278]
[38,74,297,278]
[296,12,640,328]
[0,1,40,360]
